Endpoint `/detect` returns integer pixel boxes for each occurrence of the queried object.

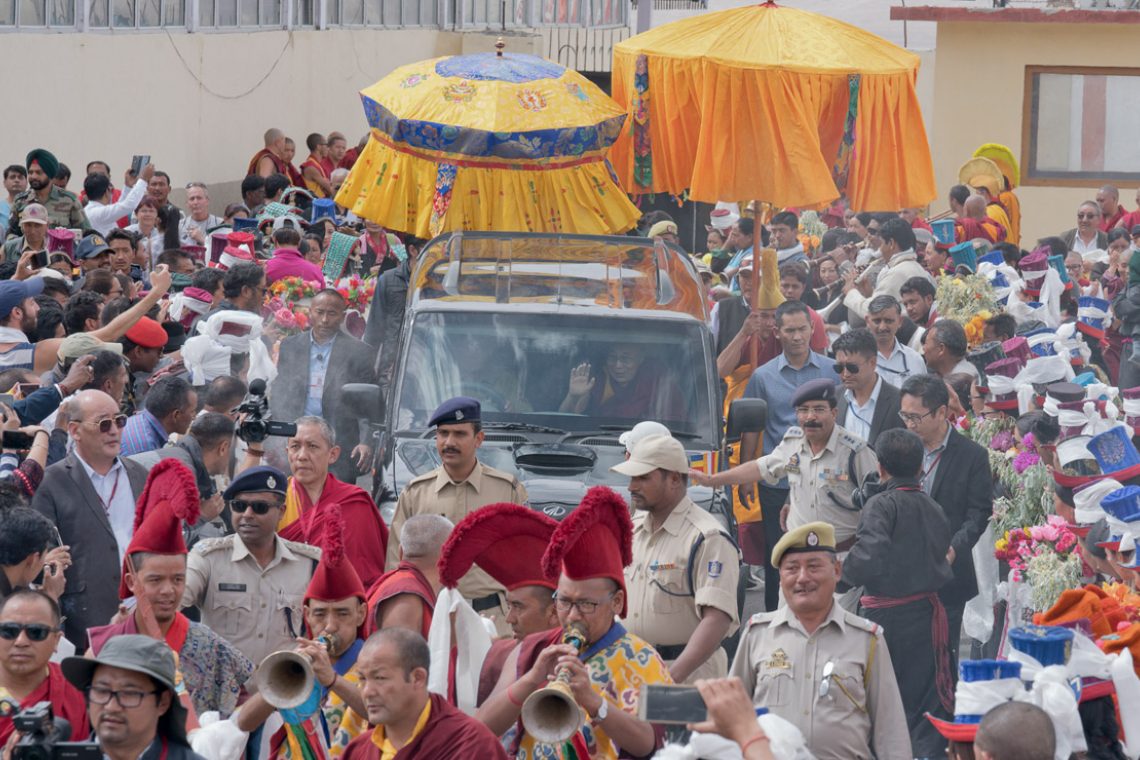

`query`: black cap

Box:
[223,465,288,500]
[428,396,481,427]
[1131,224,1140,237]
[791,378,838,408]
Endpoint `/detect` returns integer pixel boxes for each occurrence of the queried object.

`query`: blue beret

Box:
[429,396,481,428]
[791,378,837,408]
[224,465,288,500]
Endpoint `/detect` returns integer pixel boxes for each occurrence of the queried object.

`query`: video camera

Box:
[236,379,298,444]
[12,702,101,760]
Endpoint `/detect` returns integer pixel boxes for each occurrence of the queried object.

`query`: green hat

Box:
[25,149,59,179]
[62,634,189,746]
[770,521,836,567]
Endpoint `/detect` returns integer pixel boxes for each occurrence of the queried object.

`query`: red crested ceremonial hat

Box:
[541,486,633,616]
[438,503,557,591]
[119,459,200,599]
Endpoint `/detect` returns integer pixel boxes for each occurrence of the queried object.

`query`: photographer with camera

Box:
[59,635,205,760]
[0,589,89,748]
[0,502,69,602]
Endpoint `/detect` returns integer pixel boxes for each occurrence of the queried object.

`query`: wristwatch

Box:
[592,698,608,722]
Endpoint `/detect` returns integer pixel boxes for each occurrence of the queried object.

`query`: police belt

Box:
[835,536,857,552]
[471,593,501,612]
[654,643,687,660]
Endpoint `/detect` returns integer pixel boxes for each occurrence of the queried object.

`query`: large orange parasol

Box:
[609,1,937,211]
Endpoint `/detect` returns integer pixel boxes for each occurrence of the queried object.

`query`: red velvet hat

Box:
[541,486,633,616]
[119,459,200,599]
[438,503,557,591]
[926,714,978,744]
[303,510,367,640]
[125,317,169,350]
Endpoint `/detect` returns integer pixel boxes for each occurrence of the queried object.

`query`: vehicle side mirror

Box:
[341,383,384,423]
[726,399,766,444]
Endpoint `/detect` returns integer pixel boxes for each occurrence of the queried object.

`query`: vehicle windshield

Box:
[394,311,716,446]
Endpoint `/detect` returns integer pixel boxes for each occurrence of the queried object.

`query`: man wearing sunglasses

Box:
[833,328,905,448]
[729,521,911,760]
[1060,200,1108,256]
[31,389,149,647]
[61,634,206,760]
[0,589,89,746]
[182,465,321,670]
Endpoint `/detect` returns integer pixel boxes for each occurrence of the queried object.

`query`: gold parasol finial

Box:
[495,37,506,57]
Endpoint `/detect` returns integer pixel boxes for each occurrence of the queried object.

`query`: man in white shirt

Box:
[833,328,904,448]
[82,164,153,236]
[842,217,934,320]
[867,295,927,384]
[179,183,221,247]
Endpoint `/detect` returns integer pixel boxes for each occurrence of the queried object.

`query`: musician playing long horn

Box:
[236,512,370,758]
[476,486,672,759]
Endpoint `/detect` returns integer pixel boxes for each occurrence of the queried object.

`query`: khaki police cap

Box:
[770,521,836,567]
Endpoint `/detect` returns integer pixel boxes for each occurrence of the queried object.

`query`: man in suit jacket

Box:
[833,328,905,448]
[1059,201,1109,254]
[31,389,148,647]
[270,288,378,483]
[898,374,992,667]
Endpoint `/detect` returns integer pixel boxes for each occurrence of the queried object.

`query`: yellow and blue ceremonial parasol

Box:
[336,43,641,238]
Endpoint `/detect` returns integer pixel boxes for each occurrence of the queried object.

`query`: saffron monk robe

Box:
[280,419,389,589]
[0,589,89,745]
[476,486,671,760]
[87,459,254,719]
[342,628,508,760]
[433,503,560,709]
[365,514,455,639]
[236,513,372,758]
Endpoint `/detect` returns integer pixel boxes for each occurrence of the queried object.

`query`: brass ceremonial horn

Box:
[255,633,339,709]
[520,622,589,745]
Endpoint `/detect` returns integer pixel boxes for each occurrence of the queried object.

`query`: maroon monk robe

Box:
[364,561,435,638]
[477,638,519,707]
[281,474,389,588]
[0,663,89,745]
[341,693,508,760]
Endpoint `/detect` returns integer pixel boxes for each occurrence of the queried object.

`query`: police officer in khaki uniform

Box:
[693,378,877,550]
[616,434,740,684]
[182,466,321,668]
[6,149,89,239]
[386,396,527,615]
[729,521,912,760]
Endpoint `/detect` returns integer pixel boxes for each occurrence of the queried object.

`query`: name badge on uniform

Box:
[707,561,723,578]
[650,561,678,572]
[218,583,246,592]
[786,453,800,474]
[767,649,791,669]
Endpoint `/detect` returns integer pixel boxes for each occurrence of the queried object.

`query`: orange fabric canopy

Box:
[609,2,937,211]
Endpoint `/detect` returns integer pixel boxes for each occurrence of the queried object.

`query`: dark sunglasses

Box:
[229,499,280,515]
[834,362,861,375]
[0,622,59,641]
[85,415,128,433]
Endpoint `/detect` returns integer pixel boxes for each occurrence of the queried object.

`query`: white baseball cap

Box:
[611,434,689,476]
[618,420,672,454]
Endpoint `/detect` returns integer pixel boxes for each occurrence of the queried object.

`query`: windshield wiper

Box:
[573,426,703,440]
[484,422,568,435]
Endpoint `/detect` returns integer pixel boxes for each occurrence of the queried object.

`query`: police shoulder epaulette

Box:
[405,470,437,487]
[191,536,232,555]
[286,540,323,560]
[746,611,777,628]
[483,466,517,484]
[844,610,882,636]
[837,429,866,451]
[785,426,805,438]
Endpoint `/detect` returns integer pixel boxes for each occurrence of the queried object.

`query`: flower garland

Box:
[936,273,999,333]
[331,275,376,313]
[797,211,827,257]
[268,276,319,303]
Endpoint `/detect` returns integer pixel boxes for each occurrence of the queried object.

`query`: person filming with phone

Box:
[0,502,70,602]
